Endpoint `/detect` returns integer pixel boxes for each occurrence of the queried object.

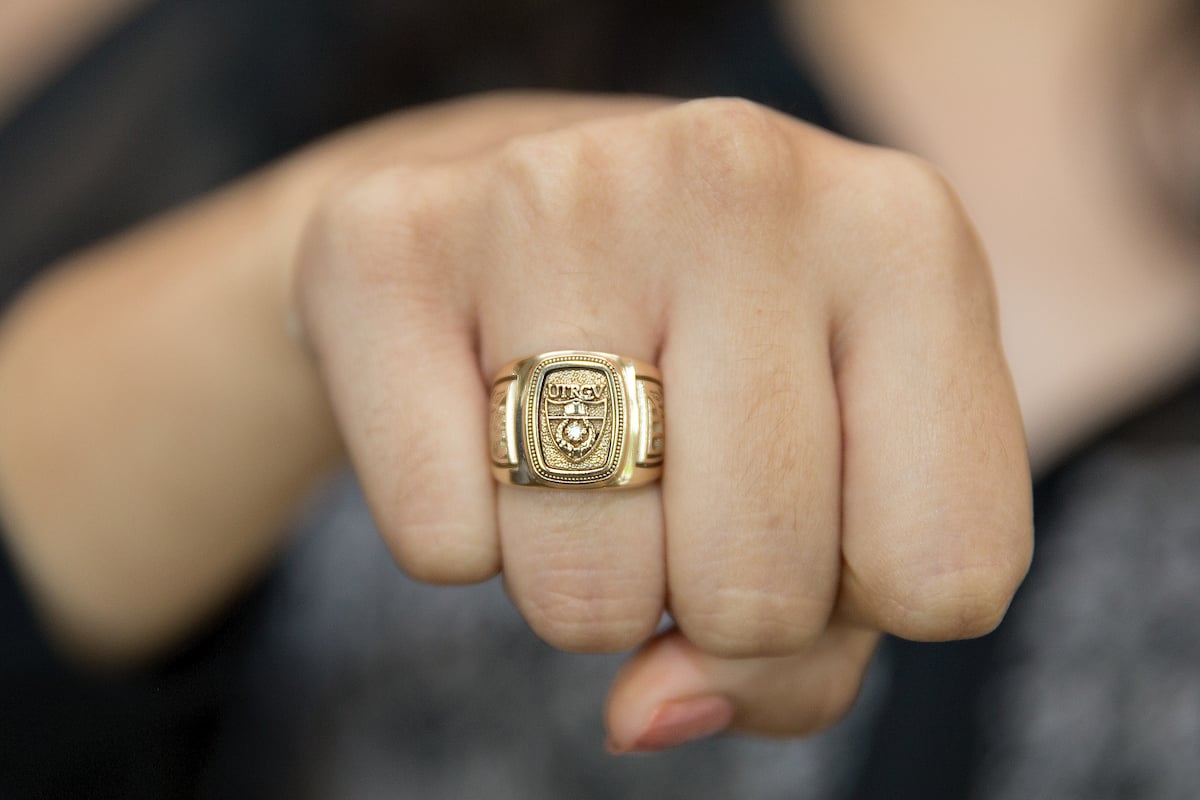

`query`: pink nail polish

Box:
[627,695,735,753]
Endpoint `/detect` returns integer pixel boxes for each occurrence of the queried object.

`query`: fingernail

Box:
[621,694,735,753]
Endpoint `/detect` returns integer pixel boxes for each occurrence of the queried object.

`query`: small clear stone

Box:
[566,421,586,442]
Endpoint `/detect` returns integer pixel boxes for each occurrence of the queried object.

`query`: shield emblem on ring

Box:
[544,374,608,462]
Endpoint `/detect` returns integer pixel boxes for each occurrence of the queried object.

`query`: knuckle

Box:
[309,166,408,253]
[668,97,796,209]
[680,585,829,657]
[299,164,452,295]
[843,149,986,281]
[875,554,1030,641]
[520,579,660,653]
[493,125,614,232]
[387,522,499,585]
[850,149,961,226]
[819,146,1000,336]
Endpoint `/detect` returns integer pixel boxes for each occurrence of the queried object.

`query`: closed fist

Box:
[295,97,1032,751]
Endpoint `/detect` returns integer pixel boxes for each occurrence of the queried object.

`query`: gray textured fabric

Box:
[979,444,1200,800]
[207,416,1200,798]
[208,475,885,799]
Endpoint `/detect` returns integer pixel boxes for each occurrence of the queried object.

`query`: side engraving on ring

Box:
[638,377,665,467]
[526,356,625,484]
[489,379,515,467]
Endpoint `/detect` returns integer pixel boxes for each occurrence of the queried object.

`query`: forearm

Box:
[0,92,662,664]
[0,158,336,664]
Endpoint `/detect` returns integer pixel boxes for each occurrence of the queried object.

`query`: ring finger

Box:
[477,135,670,652]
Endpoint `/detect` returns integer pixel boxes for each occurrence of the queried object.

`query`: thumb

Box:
[604,626,878,754]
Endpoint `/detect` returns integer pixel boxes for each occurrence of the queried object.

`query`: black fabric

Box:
[0,533,266,799]
[0,0,342,303]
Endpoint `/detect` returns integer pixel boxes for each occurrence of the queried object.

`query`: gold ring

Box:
[490,350,663,489]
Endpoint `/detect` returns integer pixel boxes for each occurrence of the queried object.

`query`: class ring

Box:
[489,350,664,489]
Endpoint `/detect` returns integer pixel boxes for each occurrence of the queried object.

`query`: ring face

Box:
[527,355,626,485]
[490,350,663,489]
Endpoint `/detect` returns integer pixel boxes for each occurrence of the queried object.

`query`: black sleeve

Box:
[0,526,258,800]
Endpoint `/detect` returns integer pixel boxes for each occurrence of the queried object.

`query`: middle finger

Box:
[663,248,841,658]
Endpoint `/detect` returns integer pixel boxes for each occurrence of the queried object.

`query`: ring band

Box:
[490,350,663,489]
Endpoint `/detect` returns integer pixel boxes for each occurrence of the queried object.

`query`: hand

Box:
[296,97,1032,750]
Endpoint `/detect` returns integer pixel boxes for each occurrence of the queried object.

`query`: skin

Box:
[1,0,1195,754]
[783,0,1200,467]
